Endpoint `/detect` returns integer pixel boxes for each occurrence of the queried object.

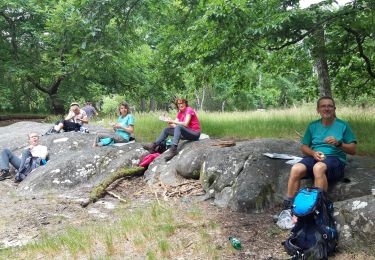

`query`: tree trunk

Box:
[50,94,65,114]
[149,98,157,112]
[221,100,226,112]
[311,26,332,97]
[194,91,201,110]
[200,85,206,111]
[140,98,146,112]
[27,75,65,114]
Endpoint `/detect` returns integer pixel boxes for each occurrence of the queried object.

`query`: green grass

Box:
[44,104,374,155]
[0,202,222,259]
[124,105,374,156]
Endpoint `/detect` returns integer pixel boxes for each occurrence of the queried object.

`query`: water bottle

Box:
[229,236,241,250]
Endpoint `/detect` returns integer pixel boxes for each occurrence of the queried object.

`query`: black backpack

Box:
[282,187,338,260]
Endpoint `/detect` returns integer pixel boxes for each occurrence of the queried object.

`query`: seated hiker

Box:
[93,102,135,147]
[0,132,48,182]
[143,98,201,161]
[283,96,357,210]
[82,101,98,119]
[51,102,89,133]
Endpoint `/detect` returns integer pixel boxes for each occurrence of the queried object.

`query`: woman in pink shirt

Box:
[143,98,201,161]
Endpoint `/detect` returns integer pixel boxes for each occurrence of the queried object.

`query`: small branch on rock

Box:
[81,166,145,207]
[212,140,236,147]
[106,191,127,203]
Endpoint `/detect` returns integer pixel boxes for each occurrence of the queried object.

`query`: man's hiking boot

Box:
[142,143,157,153]
[164,145,178,161]
[45,127,59,135]
[0,169,10,181]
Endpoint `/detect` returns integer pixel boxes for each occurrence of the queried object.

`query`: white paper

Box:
[159,115,172,122]
[263,153,302,165]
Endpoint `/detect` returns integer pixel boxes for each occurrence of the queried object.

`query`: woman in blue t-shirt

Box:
[93,103,135,147]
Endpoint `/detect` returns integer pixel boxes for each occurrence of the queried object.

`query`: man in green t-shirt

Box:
[283,96,357,209]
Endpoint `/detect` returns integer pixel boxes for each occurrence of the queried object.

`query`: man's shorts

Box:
[299,156,345,183]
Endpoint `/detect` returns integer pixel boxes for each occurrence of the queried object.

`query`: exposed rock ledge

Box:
[1,121,374,252]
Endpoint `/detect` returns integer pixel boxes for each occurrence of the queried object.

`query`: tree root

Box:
[81,166,145,207]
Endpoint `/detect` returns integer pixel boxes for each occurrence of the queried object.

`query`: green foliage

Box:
[101,94,127,116]
[0,0,373,113]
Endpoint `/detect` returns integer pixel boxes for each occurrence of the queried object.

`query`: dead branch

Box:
[212,140,236,147]
[106,191,127,203]
[81,166,145,207]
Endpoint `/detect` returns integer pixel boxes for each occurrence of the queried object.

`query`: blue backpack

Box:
[282,187,338,260]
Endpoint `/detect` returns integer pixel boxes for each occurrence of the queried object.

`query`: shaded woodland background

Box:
[0,0,374,114]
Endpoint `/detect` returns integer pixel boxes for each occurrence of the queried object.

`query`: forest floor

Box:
[0,174,373,259]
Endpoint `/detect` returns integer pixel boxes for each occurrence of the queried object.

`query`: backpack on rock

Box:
[282,187,338,260]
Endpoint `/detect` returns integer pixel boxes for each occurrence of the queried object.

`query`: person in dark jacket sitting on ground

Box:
[0,132,48,182]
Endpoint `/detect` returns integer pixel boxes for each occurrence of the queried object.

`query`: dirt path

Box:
[0,175,372,259]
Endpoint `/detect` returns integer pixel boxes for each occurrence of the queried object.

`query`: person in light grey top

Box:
[83,101,98,119]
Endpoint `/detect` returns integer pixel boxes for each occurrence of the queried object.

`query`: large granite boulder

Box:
[0,121,51,150]
[144,138,375,252]
[145,139,375,213]
[335,195,375,253]
[0,122,148,196]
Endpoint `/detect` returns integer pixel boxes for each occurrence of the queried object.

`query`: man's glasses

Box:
[319,105,335,109]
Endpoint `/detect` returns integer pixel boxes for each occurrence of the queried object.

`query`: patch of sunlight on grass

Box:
[19,226,92,258]
[146,249,157,260]
[133,235,146,248]
[158,238,170,256]
[0,202,231,259]
[104,233,115,256]
[159,223,176,237]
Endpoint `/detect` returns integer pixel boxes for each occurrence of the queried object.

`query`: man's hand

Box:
[313,151,325,161]
[324,136,340,146]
